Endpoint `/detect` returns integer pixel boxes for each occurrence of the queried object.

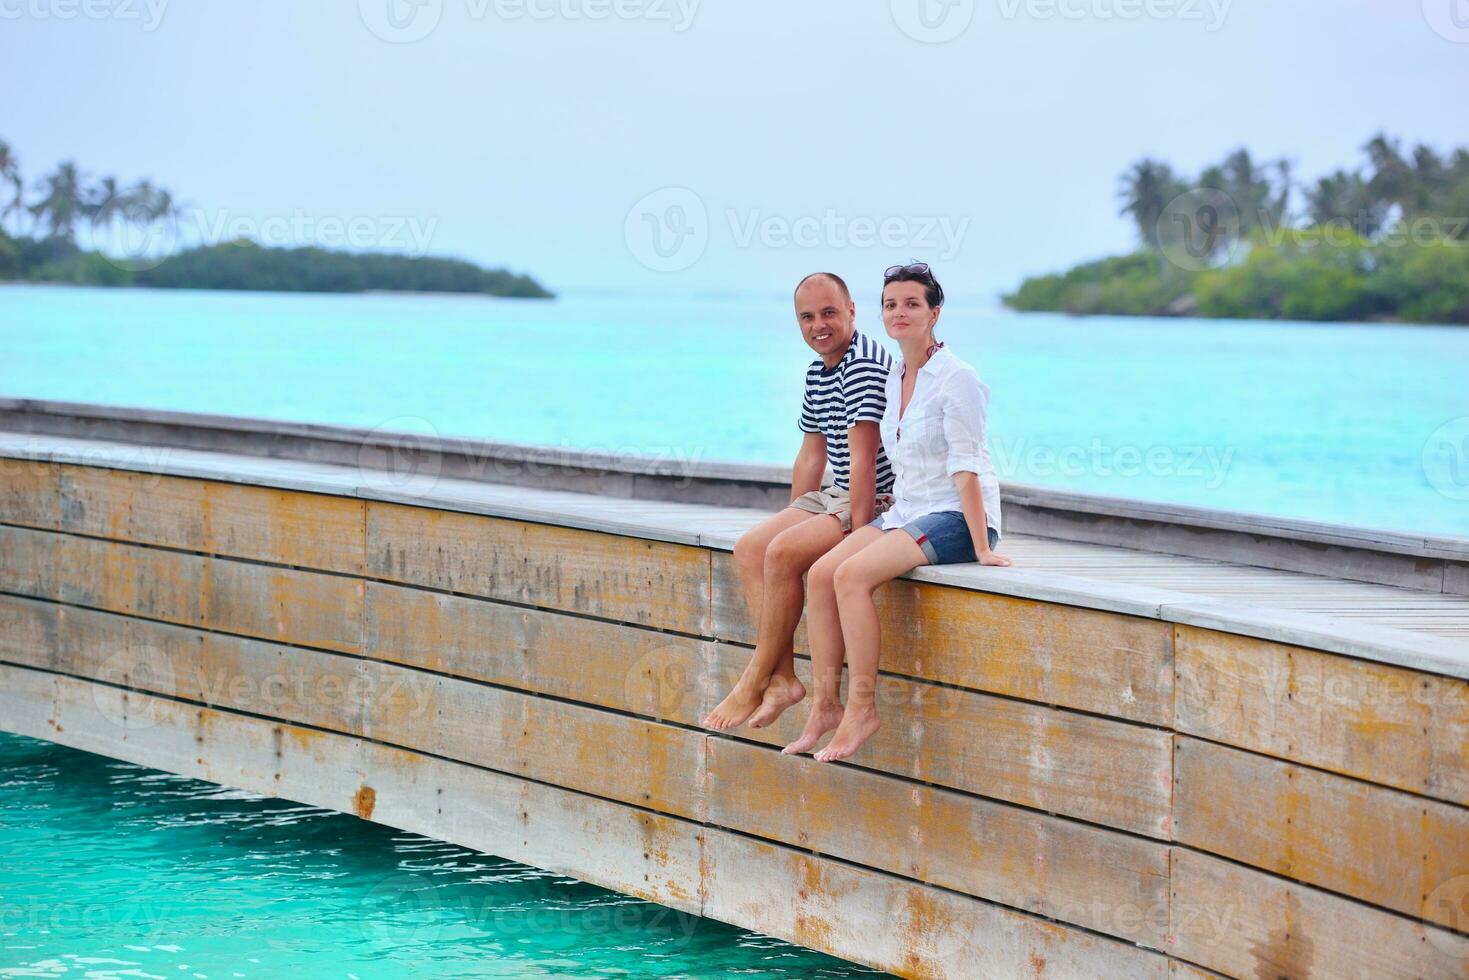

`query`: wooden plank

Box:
[202,479,365,574]
[359,740,704,915]
[0,456,57,529]
[703,829,1168,979]
[705,737,1170,948]
[364,581,717,722]
[704,643,1174,838]
[203,556,364,654]
[0,525,62,601]
[0,593,59,671]
[1175,625,1469,805]
[57,465,206,551]
[1172,736,1469,930]
[366,501,711,634]
[366,584,1171,835]
[363,669,707,822]
[1168,846,1469,979]
[713,552,1174,725]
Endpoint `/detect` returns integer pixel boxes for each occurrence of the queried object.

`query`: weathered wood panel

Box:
[1173,736,1469,929]
[203,556,364,654]
[57,465,207,550]
[705,737,1170,948]
[364,581,717,722]
[0,527,363,653]
[704,643,1175,838]
[702,830,1168,979]
[0,456,57,529]
[713,551,1173,724]
[1175,625,1469,805]
[0,593,58,671]
[363,667,707,822]
[49,465,368,574]
[366,501,711,634]
[1168,847,1469,979]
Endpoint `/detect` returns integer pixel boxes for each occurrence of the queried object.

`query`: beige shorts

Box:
[787,486,895,533]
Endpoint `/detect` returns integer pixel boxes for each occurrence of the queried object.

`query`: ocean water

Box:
[0,731,881,978]
[1,283,1467,537]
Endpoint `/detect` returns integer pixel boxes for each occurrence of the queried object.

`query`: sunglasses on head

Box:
[884,261,932,281]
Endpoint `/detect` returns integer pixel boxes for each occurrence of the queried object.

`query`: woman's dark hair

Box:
[882,261,944,309]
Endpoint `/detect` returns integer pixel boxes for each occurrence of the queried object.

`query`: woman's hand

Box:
[976,547,1012,567]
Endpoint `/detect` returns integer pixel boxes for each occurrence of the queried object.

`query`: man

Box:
[702,271,894,731]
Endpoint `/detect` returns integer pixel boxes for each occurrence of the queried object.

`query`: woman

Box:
[783,262,1011,763]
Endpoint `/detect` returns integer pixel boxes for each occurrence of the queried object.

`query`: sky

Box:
[3,1,1467,298]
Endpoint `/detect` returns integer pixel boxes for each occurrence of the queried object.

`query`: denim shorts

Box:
[870,510,1000,565]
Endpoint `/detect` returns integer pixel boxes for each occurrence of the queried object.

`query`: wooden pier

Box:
[1,399,1466,978]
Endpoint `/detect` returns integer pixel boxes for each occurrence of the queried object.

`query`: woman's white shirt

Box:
[876,346,1002,536]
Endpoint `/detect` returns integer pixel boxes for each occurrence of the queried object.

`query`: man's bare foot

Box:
[702,682,765,730]
[748,675,806,729]
[781,701,844,755]
[814,706,880,762]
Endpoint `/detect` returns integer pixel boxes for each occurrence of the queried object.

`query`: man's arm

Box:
[846,421,881,530]
[790,432,827,502]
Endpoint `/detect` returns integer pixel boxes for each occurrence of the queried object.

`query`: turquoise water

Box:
[0,731,880,978]
[1,283,1466,537]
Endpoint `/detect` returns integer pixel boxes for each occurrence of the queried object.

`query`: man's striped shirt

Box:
[798,329,895,492]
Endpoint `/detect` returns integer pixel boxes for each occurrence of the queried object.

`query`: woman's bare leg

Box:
[814,530,928,763]
[781,525,886,754]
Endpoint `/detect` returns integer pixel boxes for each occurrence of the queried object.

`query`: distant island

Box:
[0,138,553,299]
[1004,133,1469,325]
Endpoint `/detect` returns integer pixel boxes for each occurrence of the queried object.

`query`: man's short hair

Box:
[793,272,852,305]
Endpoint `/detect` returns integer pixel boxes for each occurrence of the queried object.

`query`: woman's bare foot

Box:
[748,674,806,729]
[814,705,880,762]
[702,680,765,730]
[781,701,844,755]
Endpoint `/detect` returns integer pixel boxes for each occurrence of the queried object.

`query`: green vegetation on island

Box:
[0,139,553,299]
[1004,135,1469,325]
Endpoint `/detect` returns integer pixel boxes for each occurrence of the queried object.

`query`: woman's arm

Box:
[953,471,1011,566]
[942,368,1011,566]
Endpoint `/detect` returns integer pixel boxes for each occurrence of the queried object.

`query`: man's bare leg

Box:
[746,515,846,728]
[702,508,813,729]
[781,525,886,754]
[704,514,843,730]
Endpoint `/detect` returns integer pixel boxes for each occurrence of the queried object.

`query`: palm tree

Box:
[1117,158,1185,249]
[0,140,23,236]
[1364,133,1411,217]
[86,175,127,236]
[1305,170,1385,238]
[29,161,86,240]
